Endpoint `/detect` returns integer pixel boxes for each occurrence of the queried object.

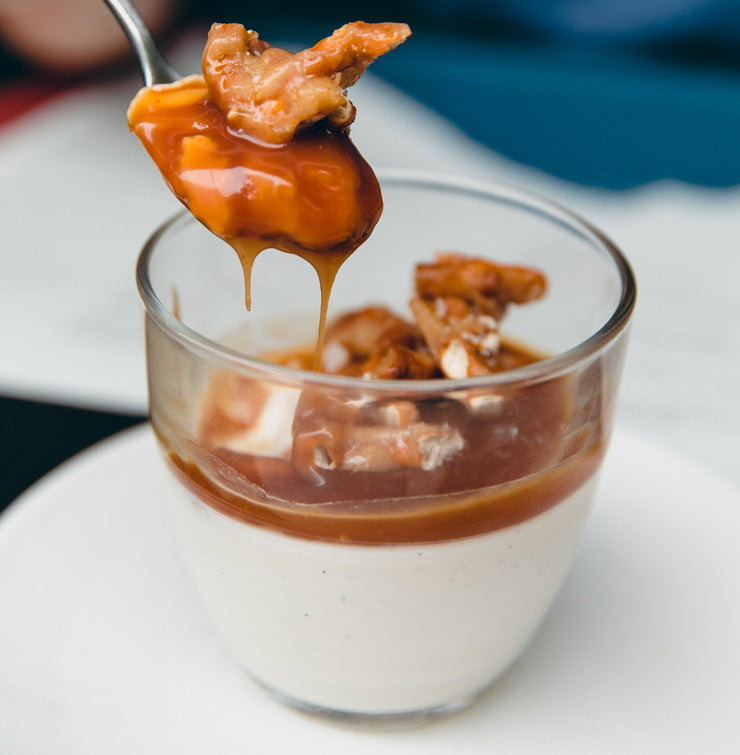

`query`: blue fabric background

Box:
[203,3,740,190]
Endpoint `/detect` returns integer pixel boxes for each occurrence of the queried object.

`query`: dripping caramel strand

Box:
[128,22,410,369]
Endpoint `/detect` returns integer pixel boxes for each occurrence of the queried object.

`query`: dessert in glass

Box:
[130,21,635,723]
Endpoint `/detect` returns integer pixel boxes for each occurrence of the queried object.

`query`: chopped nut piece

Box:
[292,392,463,477]
[410,254,546,378]
[440,339,474,380]
[203,21,411,144]
[313,445,336,470]
[360,343,438,380]
[321,306,437,379]
[410,296,502,378]
[324,306,415,361]
[415,252,547,317]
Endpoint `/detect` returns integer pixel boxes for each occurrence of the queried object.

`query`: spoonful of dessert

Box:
[102,0,178,85]
[109,1,410,367]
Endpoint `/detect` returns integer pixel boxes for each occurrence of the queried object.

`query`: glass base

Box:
[252,676,477,730]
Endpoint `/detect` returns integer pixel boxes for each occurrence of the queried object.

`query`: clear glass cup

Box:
[137,170,636,724]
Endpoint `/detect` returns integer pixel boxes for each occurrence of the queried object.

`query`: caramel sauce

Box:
[157,349,606,545]
[165,439,603,545]
[128,75,382,367]
[160,422,603,546]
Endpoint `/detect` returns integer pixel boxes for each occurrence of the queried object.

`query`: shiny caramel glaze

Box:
[128,76,381,312]
[158,347,607,544]
[161,424,604,545]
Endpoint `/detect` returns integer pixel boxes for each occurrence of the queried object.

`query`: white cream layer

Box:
[169,476,598,715]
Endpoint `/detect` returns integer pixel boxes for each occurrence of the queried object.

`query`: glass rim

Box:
[136,168,636,392]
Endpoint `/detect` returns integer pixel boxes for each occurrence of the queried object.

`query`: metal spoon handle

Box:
[103,0,179,85]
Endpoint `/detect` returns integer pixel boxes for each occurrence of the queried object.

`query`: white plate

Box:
[0,425,738,753]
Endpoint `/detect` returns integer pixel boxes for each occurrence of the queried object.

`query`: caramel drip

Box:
[299,251,349,371]
[128,76,383,366]
[231,240,350,366]
[231,238,263,311]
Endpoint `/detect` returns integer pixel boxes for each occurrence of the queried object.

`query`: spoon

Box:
[102,0,179,85]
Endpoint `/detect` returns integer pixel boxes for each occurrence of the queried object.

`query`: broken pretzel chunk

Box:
[321,305,437,379]
[203,21,411,144]
[258,254,546,381]
[300,420,463,473]
[415,253,547,319]
[359,343,439,380]
[292,392,463,476]
[312,254,547,380]
[410,296,502,379]
[410,254,547,378]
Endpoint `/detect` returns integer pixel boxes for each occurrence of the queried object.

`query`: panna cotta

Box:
[168,463,599,715]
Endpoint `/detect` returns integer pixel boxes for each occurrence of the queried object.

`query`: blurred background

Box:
[4,0,740,186]
[1,0,739,508]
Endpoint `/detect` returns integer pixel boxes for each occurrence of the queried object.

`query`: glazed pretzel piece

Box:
[410,295,503,379]
[291,391,463,477]
[285,306,459,475]
[411,253,547,378]
[202,21,411,143]
[415,253,547,317]
[320,306,438,379]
